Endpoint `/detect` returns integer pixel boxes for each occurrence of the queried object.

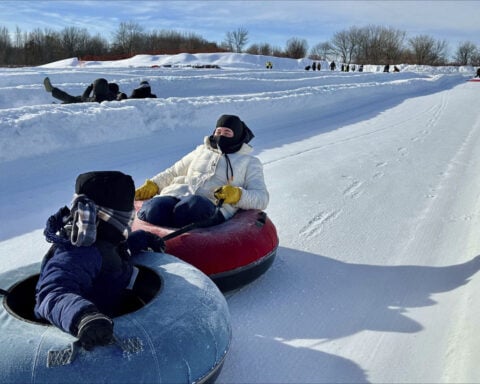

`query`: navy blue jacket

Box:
[34,226,155,336]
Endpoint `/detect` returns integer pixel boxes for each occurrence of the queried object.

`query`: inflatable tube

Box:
[133,202,279,292]
[467,78,480,82]
[0,252,231,384]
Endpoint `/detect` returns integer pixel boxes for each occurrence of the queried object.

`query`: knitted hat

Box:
[75,171,135,211]
[140,81,150,88]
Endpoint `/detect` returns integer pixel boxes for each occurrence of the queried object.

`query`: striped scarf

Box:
[70,194,134,247]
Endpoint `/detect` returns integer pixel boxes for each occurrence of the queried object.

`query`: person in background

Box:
[35,171,165,350]
[135,114,269,228]
[109,83,128,100]
[475,68,480,78]
[43,77,116,103]
[129,80,157,99]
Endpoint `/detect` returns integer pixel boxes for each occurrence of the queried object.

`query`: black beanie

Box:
[75,171,135,211]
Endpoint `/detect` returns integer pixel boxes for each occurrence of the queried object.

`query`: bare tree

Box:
[408,34,448,65]
[352,25,406,64]
[0,26,11,64]
[454,41,478,65]
[285,37,308,59]
[112,21,145,55]
[331,26,361,64]
[61,27,91,58]
[223,27,249,53]
[310,42,333,60]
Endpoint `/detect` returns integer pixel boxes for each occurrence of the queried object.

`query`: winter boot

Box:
[43,77,53,93]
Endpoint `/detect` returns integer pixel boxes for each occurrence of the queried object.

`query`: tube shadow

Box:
[219,247,480,383]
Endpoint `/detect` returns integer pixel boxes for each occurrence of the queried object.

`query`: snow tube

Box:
[133,201,279,292]
[467,78,480,82]
[0,252,231,384]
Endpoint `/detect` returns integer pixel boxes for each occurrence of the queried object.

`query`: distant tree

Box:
[408,34,448,65]
[472,50,480,66]
[112,21,145,55]
[84,34,110,57]
[246,44,260,55]
[331,27,360,64]
[272,46,285,57]
[223,27,249,53]
[454,41,478,65]
[284,37,308,59]
[246,42,274,56]
[341,25,406,65]
[310,42,333,60]
[0,26,11,65]
[60,27,91,58]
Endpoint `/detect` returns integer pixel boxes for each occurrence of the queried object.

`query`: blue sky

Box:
[1,0,478,53]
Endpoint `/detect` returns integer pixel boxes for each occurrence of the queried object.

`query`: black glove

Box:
[145,231,166,253]
[76,313,114,350]
[128,230,166,254]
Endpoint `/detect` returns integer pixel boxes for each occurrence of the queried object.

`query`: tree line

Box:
[0,22,479,67]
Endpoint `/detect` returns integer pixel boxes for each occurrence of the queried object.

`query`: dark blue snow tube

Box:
[0,252,231,383]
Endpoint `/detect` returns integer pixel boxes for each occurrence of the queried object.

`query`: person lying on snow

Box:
[109,82,128,100]
[43,77,118,103]
[135,114,269,228]
[129,80,157,99]
[34,171,165,350]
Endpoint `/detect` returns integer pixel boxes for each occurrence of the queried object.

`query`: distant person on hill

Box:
[330,61,336,71]
[476,68,480,78]
[129,81,157,99]
[383,64,390,73]
[134,114,269,228]
[43,77,116,104]
[109,83,128,100]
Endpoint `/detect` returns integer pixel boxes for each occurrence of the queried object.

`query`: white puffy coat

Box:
[150,136,269,220]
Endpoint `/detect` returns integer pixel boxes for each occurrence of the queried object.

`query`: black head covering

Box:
[75,171,135,211]
[92,78,109,97]
[210,114,254,154]
[108,83,119,93]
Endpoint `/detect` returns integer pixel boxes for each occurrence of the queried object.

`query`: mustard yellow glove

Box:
[135,179,159,200]
[214,185,242,205]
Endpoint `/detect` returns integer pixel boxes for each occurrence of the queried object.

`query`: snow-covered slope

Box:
[1,53,479,383]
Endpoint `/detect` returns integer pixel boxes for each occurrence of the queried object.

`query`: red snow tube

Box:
[132,201,279,291]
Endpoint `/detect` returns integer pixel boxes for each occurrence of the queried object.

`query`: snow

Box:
[1,53,480,383]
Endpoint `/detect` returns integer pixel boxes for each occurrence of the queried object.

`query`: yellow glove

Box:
[214,185,242,205]
[135,179,159,200]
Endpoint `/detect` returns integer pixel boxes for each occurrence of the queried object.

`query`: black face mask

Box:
[211,134,244,154]
[209,121,255,154]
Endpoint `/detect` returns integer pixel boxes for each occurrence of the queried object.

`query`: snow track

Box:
[1,61,479,383]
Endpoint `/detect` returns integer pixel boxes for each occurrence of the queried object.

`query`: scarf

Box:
[44,194,134,247]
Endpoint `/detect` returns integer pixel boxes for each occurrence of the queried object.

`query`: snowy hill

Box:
[1,53,480,383]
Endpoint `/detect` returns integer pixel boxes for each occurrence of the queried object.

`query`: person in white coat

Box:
[134,114,269,227]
